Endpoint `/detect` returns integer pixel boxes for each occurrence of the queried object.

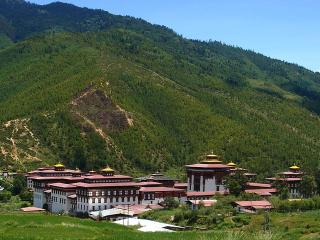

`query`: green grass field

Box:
[245,211,320,240]
[0,211,319,240]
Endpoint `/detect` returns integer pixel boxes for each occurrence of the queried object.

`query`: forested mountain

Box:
[1,0,320,177]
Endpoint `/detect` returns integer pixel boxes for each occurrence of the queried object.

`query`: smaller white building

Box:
[233,200,272,213]
[33,180,48,209]
[49,183,76,214]
[139,187,186,205]
[73,182,140,213]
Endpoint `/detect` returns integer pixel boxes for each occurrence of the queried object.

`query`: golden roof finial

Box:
[227,162,237,167]
[201,153,222,164]
[101,165,114,172]
[54,162,65,168]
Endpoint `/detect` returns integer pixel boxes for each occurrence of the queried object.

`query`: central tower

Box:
[185,154,231,193]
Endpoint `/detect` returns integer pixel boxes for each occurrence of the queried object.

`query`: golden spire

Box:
[54,162,65,168]
[227,162,237,167]
[201,153,222,164]
[289,164,300,170]
[101,165,114,172]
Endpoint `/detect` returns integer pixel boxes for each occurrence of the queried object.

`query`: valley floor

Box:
[0,211,319,240]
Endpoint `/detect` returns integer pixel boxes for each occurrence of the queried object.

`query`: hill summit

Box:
[0,0,320,177]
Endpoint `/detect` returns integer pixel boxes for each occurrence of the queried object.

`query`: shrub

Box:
[233,214,251,226]
[163,197,179,209]
[0,190,12,202]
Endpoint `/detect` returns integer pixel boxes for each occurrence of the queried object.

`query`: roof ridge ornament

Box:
[200,153,222,164]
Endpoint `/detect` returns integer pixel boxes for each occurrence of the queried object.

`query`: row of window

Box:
[91,196,137,203]
[38,173,71,177]
[52,189,67,195]
[77,189,138,197]
[85,179,130,183]
[144,193,155,200]
[78,196,137,204]
[52,196,66,204]
[33,188,42,193]
[34,194,42,200]
[33,182,45,188]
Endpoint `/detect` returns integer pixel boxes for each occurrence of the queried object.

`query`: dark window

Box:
[203,177,206,191]
[194,175,200,191]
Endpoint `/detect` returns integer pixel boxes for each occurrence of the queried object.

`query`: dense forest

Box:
[0,0,320,178]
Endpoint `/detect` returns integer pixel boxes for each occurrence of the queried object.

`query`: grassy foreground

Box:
[245,210,320,240]
[0,211,319,240]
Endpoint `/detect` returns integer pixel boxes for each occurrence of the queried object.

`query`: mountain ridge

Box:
[0,0,320,177]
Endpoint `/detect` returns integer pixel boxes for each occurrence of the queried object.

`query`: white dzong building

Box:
[186,154,231,198]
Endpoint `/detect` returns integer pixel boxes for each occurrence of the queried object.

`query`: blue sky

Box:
[29,0,320,72]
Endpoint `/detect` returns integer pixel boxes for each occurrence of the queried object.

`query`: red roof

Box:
[27,169,80,175]
[174,183,188,187]
[245,188,277,196]
[235,200,272,208]
[64,177,85,181]
[187,191,219,197]
[186,163,230,169]
[281,171,302,175]
[21,207,45,212]
[135,182,163,187]
[73,182,139,188]
[30,176,83,181]
[48,183,76,189]
[266,177,302,182]
[246,182,272,188]
[84,174,132,180]
[139,187,185,193]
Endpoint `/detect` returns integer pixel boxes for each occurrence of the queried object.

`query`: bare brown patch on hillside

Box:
[71,88,133,133]
[0,119,42,169]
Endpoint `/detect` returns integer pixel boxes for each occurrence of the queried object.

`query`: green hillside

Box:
[0,0,320,177]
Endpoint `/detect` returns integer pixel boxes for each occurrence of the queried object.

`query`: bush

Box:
[19,191,33,202]
[76,211,89,218]
[0,190,12,202]
[232,214,251,226]
[163,197,179,209]
[225,73,247,87]
[275,196,320,212]
[20,202,30,208]
[12,175,27,196]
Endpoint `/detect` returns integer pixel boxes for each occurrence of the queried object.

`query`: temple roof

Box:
[289,165,300,170]
[54,163,65,168]
[101,166,114,172]
[200,154,222,164]
[227,162,237,167]
[186,163,230,169]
